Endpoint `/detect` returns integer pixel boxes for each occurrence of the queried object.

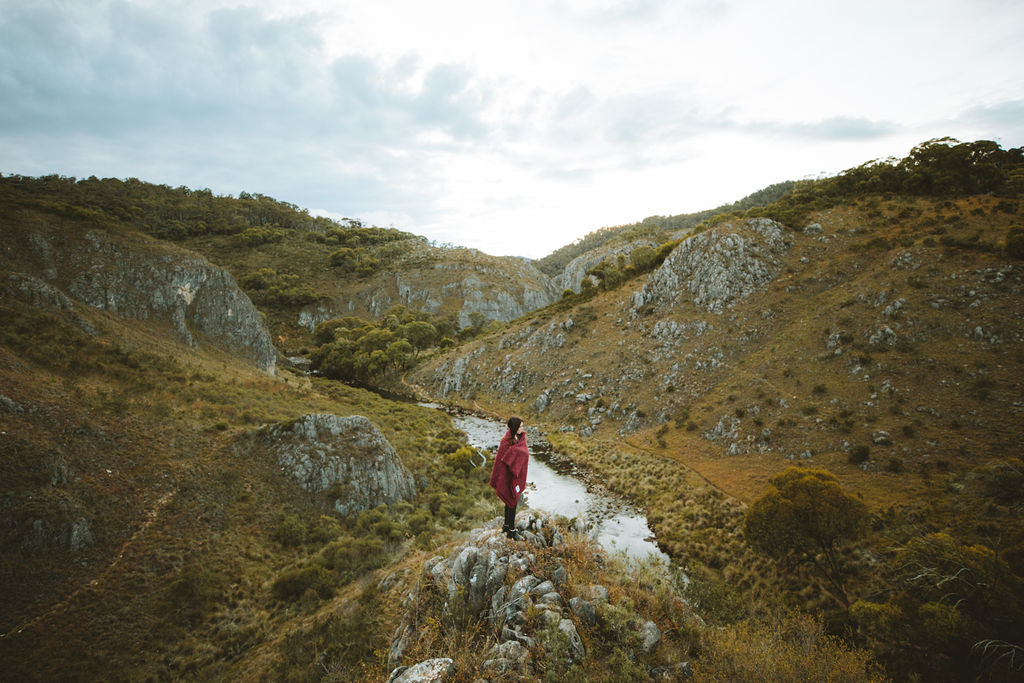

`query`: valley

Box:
[1,138,1022,681]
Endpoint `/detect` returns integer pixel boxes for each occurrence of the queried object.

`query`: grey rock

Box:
[535,390,551,413]
[481,658,520,675]
[586,585,610,604]
[554,240,657,294]
[509,575,540,607]
[634,218,789,315]
[487,640,529,664]
[490,585,510,628]
[388,622,414,669]
[541,609,562,627]
[22,516,94,553]
[531,580,556,596]
[568,597,597,625]
[651,662,694,680]
[260,414,415,515]
[558,619,586,661]
[538,591,564,609]
[387,658,456,683]
[868,326,898,346]
[0,394,24,414]
[551,565,568,587]
[7,273,75,310]
[297,306,336,332]
[520,530,545,548]
[21,229,277,372]
[640,620,662,653]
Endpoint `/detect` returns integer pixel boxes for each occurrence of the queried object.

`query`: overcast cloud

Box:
[2,0,1022,258]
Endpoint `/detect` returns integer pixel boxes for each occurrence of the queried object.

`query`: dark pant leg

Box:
[504,503,516,529]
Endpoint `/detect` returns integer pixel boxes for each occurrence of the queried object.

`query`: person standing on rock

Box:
[490,416,529,540]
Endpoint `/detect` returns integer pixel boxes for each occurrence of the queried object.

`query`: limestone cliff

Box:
[296,246,558,332]
[632,218,789,314]
[2,223,277,373]
[552,239,658,294]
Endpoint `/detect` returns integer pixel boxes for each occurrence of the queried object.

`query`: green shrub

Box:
[273,513,307,547]
[272,566,335,601]
[848,444,871,465]
[169,564,225,620]
[320,535,388,581]
[1006,225,1024,258]
[884,457,904,473]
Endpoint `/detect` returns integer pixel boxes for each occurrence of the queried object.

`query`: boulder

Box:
[585,584,610,604]
[640,620,662,653]
[260,414,415,515]
[568,597,597,626]
[386,658,456,683]
[558,619,587,662]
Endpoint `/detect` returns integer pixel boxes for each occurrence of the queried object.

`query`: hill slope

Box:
[406,138,1024,681]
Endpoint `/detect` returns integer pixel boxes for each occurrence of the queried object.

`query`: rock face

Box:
[633,218,790,314]
[298,249,558,331]
[11,226,277,372]
[553,240,657,294]
[386,515,690,680]
[260,414,416,515]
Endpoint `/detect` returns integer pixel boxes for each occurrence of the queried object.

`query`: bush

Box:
[272,566,335,601]
[1007,225,1024,259]
[699,611,885,682]
[169,564,225,620]
[273,513,307,547]
[319,535,388,581]
[848,444,871,465]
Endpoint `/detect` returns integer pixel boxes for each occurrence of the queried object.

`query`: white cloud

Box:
[1,0,1022,259]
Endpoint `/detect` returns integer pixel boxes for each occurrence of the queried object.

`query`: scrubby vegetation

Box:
[0,287,495,680]
[412,138,1024,682]
[3,137,1023,680]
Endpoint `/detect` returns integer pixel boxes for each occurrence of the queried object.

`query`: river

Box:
[432,407,668,564]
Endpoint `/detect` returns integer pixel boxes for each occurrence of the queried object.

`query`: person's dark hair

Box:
[507,416,523,442]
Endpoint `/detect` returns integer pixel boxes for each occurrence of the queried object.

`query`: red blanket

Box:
[489,430,529,508]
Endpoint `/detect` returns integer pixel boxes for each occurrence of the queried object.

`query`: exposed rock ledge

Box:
[633,218,790,315]
[385,515,698,681]
[259,414,416,516]
[18,227,277,373]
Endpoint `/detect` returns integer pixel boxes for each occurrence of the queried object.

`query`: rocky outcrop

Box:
[385,658,456,683]
[633,218,790,314]
[20,515,94,553]
[386,515,691,680]
[259,414,415,515]
[300,248,558,332]
[554,240,657,294]
[12,226,277,372]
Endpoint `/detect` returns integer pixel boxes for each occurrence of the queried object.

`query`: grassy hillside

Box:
[0,175,554,357]
[0,274,498,679]
[409,139,1024,681]
[2,138,1021,681]
[534,180,797,277]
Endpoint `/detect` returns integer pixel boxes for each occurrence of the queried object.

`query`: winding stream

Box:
[430,407,668,563]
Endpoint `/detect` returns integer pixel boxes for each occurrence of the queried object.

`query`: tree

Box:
[385,340,414,370]
[744,467,867,607]
[400,321,437,355]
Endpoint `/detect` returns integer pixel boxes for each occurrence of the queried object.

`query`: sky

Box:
[2,1,1023,259]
